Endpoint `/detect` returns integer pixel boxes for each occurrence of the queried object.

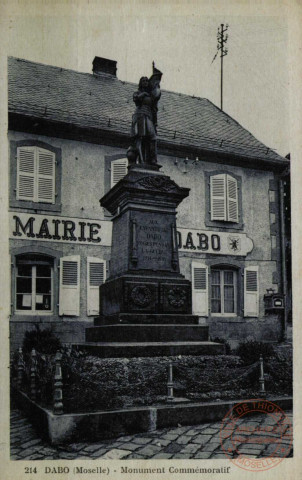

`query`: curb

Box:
[12,388,292,445]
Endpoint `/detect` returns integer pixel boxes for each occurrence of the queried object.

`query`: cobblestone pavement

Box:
[10,409,293,460]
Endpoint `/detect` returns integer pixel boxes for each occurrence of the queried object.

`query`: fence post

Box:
[167,361,174,403]
[259,354,266,398]
[17,347,24,390]
[53,351,63,415]
[30,349,37,400]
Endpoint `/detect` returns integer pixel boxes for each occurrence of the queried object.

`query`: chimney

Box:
[92,56,117,77]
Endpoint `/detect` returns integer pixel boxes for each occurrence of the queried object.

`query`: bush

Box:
[236,340,275,365]
[22,325,62,354]
[211,337,232,355]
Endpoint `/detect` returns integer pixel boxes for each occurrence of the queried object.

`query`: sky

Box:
[1,2,291,156]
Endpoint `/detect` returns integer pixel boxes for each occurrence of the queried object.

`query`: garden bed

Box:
[11,347,292,414]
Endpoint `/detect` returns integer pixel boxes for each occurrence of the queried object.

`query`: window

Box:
[15,255,53,314]
[17,146,55,203]
[111,158,128,188]
[191,261,259,318]
[210,174,238,222]
[10,140,62,212]
[211,269,237,315]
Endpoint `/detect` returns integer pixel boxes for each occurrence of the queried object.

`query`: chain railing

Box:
[12,349,269,415]
[165,356,268,403]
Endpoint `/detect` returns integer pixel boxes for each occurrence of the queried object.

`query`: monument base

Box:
[83,314,225,358]
[99,274,192,317]
[94,313,200,325]
[76,340,225,358]
[83,164,225,357]
[86,323,209,343]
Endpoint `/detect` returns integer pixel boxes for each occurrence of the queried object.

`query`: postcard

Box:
[0,1,300,479]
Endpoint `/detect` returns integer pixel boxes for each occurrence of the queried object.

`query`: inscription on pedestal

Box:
[132,212,173,270]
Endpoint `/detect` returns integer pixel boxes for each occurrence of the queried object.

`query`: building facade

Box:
[8,57,290,349]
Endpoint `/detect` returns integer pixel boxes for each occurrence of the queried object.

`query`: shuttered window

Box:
[192,262,208,316]
[210,174,238,223]
[59,256,80,316]
[17,146,55,203]
[111,158,128,187]
[244,266,259,317]
[87,257,106,316]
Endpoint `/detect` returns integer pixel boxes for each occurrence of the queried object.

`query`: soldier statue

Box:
[127,64,162,165]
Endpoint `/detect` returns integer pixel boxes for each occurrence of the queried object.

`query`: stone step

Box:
[86,324,209,343]
[73,341,225,358]
[94,314,200,325]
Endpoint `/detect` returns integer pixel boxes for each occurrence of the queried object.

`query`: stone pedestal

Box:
[99,164,192,320]
[81,164,225,357]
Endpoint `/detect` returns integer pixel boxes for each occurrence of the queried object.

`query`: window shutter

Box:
[37,148,55,203]
[227,175,238,222]
[244,266,259,317]
[111,158,128,187]
[210,174,227,221]
[192,261,208,316]
[17,147,35,201]
[87,257,106,316]
[59,255,80,316]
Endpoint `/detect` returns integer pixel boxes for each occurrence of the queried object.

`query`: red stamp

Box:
[219,399,293,471]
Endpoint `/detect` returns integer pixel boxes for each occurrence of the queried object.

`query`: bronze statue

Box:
[127,64,162,165]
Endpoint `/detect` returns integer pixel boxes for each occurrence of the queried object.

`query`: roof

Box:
[8,57,288,165]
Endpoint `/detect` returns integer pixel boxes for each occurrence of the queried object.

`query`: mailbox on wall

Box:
[264,289,285,313]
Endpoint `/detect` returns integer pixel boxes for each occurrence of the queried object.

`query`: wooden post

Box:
[30,349,37,400]
[167,361,174,403]
[17,347,24,390]
[53,351,63,415]
[259,354,266,398]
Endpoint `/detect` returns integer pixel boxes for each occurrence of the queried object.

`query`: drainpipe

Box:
[279,177,287,341]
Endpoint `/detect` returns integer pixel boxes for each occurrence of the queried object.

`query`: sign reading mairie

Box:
[10,212,253,256]
[10,212,112,246]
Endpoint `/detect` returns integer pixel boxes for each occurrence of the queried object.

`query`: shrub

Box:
[211,337,232,355]
[22,325,62,354]
[236,340,275,365]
